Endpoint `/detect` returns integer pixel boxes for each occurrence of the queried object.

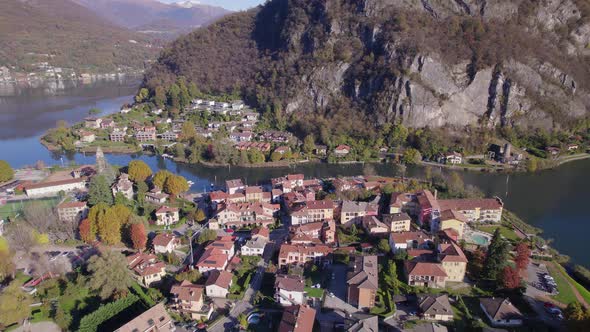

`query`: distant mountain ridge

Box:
[0,0,160,72]
[72,0,230,37]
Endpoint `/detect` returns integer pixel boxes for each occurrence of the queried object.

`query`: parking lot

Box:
[527,262,558,296]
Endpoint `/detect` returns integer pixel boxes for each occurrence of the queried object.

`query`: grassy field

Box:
[547,263,578,305]
[304,287,324,298]
[475,225,520,241]
[0,197,61,219]
[555,264,590,305]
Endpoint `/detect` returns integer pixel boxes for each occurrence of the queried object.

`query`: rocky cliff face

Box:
[145,0,590,133]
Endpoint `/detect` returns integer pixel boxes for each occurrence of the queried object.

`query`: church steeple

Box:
[96,146,106,173]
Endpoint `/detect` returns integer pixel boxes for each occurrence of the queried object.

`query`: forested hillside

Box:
[143,0,590,149]
[0,0,160,72]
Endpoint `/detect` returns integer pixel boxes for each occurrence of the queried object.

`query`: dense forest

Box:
[0,0,161,72]
[143,0,590,150]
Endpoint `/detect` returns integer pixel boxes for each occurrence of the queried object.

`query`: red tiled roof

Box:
[305,199,334,210]
[278,305,316,332]
[439,242,468,263]
[390,230,432,244]
[438,198,503,211]
[275,274,305,292]
[156,206,179,214]
[440,209,468,223]
[170,280,204,302]
[205,270,233,289]
[405,261,447,277]
[278,244,332,259]
[252,227,270,238]
[152,233,177,247]
[196,248,228,269]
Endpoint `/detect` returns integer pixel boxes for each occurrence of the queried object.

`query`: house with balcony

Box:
[155,206,180,226]
[169,280,213,320]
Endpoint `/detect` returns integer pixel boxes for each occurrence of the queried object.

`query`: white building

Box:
[24,177,87,197]
[274,274,306,306]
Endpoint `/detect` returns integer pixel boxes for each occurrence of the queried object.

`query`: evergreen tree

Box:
[87,175,113,206]
[482,229,509,281]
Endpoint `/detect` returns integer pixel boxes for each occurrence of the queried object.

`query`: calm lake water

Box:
[0,80,589,267]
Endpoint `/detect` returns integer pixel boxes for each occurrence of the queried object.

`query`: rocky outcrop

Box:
[145,0,590,132]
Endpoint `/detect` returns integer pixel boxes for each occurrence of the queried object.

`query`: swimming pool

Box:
[464,231,491,246]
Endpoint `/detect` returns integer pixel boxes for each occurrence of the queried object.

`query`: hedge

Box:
[131,283,156,307]
[78,294,139,332]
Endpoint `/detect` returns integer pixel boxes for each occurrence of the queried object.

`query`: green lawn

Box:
[304,287,324,298]
[475,225,520,241]
[547,263,578,305]
[555,264,590,305]
[0,197,61,219]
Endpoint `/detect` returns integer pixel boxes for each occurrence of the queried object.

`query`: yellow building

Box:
[438,242,467,282]
[437,210,467,239]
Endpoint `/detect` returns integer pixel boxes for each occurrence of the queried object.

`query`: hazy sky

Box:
[159,0,266,11]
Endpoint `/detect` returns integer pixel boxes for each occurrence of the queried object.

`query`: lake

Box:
[0,80,589,267]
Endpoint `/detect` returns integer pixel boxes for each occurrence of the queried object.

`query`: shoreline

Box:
[40,136,590,172]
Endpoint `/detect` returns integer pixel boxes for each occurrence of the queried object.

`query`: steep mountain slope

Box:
[0,0,160,72]
[143,0,590,139]
[72,0,230,37]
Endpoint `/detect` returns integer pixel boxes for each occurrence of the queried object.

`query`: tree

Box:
[0,281,32,327]
[502,266,521,289]
[87,250,133,299]
[130,223,147,250]
[402,148,421,165]
[515,242,531,271]
[237,313,249,330]
[135,88,149,103]
[270,151,282,162]
[526,158,538,172]
[197,229,217,244]
[193,209,206,223]
[447,172,465,197]
[378,239,391,253]
[482,229,509,281]
[384,260,400,294]
[0,160,14,183]
[88,175,114,206]
[388,124,408,147]
[0,239,15,281]
[180,121,197,142]
[128,160,152,183]
[303,134,315,155]
[164,174,189,197]
[98,208,122,245]
[111,204,132,226]
[22,202,56,235]
[79,218,94,243]
[175,269,202,283]
[248,150,265,164]
[153,170,172,189]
